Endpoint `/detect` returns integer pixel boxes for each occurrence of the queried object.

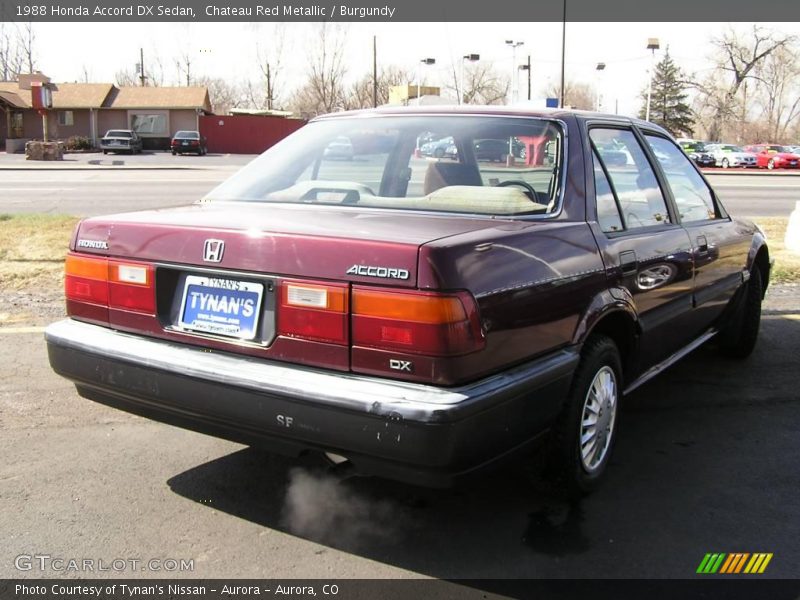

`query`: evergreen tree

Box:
[639,49,695,136]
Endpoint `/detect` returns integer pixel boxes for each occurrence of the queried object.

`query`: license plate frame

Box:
[177,275,264,340]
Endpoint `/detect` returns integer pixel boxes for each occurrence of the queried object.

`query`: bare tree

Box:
[288,24,348,117]
[79,64,93,83]
[346,64,413,109]
[444,61,510,105]
[196,76,242,115]
[545,80,594,110]
[176,51,193,86]
[17,23,35,73]
[0,23,13,80]
[254,24,286,110]
[750,44,800,142]
[1,22,35,80]
[693,26,794,142]
[116,50,165,87]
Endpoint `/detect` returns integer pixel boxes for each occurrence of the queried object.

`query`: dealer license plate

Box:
[178,275,264,340]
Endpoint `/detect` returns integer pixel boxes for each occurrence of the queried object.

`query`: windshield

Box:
[720,145,743,152]
[106,130,132,138]
[204,115,565,217]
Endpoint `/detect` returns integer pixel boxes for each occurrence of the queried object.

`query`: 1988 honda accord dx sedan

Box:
[46,107,770,493]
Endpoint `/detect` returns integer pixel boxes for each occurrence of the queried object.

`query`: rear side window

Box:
[590,128,671,229]
[591,148,623,233]
[644,134,718,222]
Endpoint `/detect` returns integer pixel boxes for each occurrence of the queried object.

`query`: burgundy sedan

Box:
[46,107,770,494]
[744,144,800,169]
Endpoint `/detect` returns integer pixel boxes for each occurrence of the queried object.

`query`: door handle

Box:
[619,250,638,275]
[697,235,708,255]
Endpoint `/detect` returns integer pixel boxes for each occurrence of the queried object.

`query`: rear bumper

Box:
[46,319,578,487]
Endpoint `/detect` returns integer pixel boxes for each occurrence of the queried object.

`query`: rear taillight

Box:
[65,254,109,305]
[351,287,484,356]
[65,253,155,315]
[277,280,349,345]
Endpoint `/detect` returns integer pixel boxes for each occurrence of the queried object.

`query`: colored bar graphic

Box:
[697,553,727,574]
[719,553,750,573]
[700,552,773,574]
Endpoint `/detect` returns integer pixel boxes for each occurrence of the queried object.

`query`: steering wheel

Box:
[496,179,538,200]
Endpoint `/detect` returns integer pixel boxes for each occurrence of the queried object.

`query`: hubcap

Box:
[579,366,618,473]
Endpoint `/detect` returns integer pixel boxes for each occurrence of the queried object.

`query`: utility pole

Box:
[372,35,377,108]
[139,48,146,87]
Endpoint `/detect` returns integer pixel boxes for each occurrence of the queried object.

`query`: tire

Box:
[547,335,622,495]
[718,267,763,359]
[721,158,729,168]
[767,159,775,170]
[102,150,107,155]
[172,150,177,156]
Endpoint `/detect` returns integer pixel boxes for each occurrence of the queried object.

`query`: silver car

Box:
[100,129,143,155]
[704,143,757,168]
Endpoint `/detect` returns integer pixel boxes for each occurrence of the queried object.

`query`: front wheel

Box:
[547,335,622,495]
[721,158,729,168]
[767,158,775,170]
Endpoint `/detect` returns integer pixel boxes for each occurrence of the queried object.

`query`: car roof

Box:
[311,105,668,134]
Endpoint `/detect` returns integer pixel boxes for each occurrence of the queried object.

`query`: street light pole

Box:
[518,55,531,102]
[645,38,660,122]
[417,57,435,105]
[459,53,480,105]
[505,40,524,104]
[595,62,606,111]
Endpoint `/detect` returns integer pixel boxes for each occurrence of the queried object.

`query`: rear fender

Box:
[572,286,639,347]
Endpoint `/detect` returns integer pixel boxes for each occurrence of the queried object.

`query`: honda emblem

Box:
[203,239,225,263]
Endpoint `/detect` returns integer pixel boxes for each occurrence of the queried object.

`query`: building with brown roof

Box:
[0,75,212,151]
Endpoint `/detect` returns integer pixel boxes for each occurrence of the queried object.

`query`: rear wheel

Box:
[767,158,775,170]
[721,158,729,168]
[547,335,622,495]
[718,267,763,358]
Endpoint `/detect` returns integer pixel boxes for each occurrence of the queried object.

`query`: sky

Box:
[20,21,800,117]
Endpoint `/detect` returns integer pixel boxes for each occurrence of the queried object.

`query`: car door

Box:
[643,133,752,329]
[588,126,695,372]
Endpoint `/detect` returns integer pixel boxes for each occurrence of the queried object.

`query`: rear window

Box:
[204,115,565,217]
[106,130,132,138]
[174,131,200,139]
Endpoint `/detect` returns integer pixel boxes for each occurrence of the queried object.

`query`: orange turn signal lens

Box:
[352,289,467,323]
[65,254,108,280]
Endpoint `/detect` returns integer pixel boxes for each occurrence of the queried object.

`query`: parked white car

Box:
[704,143,757,168]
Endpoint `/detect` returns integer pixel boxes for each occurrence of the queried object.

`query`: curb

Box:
[701,169,800,176]
[0,164,217,171]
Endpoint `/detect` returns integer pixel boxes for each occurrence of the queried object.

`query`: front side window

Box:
[589,128,671,229]
[645,134,718,222]
[205,116,565,217]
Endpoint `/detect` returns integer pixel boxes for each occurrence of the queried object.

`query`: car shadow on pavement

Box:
[166,315,800,579]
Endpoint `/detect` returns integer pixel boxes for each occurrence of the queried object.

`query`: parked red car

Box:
[744,144,800,169]
[46,107,770,494]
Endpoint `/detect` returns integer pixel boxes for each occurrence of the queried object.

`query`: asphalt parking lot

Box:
[0,284,799,582]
